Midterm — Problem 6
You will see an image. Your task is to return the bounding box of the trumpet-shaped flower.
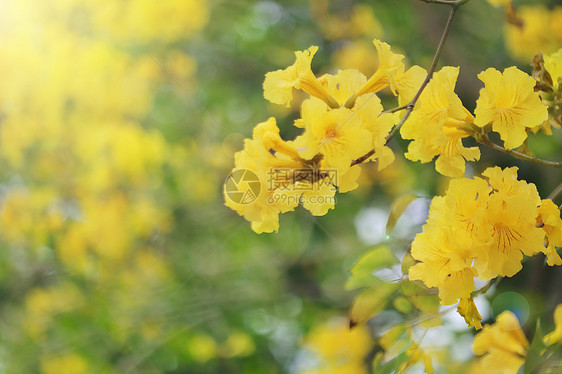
[544,48,562,91]
[473,311,529,374]
[263,46,339,108]
[355,40,404,96]
[474,67,548,149]
[225,118,301,233]
[401,67,480,178]
[345,40,404,107]
[537,199,562,266]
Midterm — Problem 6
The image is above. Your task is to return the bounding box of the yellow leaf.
[386,194,418,235]
[350,284,399,327]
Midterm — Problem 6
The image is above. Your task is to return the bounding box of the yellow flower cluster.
[409,167,562,327]
[227,40,423,233]
[505,5,562,62]
[472,305,562,373]
[0,0,208,274]
[472,311,529,374]
[0,2,210,369]
[402,65,548,177]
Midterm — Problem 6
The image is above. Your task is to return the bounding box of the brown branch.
[476,137,562,168]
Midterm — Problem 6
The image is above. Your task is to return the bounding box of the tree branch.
[476,137,562,168]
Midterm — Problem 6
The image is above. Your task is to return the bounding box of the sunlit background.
[0,0,560,373]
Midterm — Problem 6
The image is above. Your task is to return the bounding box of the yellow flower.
[345,40,404,107]
[390,64,427,106]
[537,199,562,266]
[474,67,548,149]
[473,311,529,374]
[457,297,483,330]
[409,225,478,305]
[409,167,545,320]
[225,118,301,233]
[475,167,543,279]
[318,69,367,107]
[263,46,339,108]
[295,101,373,174]
[544,48,562,91]
[544,304,562,346]
[401,66,479,178]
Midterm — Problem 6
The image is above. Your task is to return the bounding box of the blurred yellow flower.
[505,5,562,62]
[299,318,372,374]
[41,353,91,374]
[473,311,528,374]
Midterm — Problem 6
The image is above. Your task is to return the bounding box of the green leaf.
[524,320,547,374]
[345,245,399,290]
[386,194,418,235]
[401,252,416,276]
[373,351,411,374]
[393,296,413,314]
[401,280,440,315]
[349,283,399,328]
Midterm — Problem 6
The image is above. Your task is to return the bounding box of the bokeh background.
[0,0,560,373]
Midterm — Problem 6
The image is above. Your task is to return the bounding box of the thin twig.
[351,5,459,167]
[477,137,562,168]
[548,182,562,201]
[382,104,409,114]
